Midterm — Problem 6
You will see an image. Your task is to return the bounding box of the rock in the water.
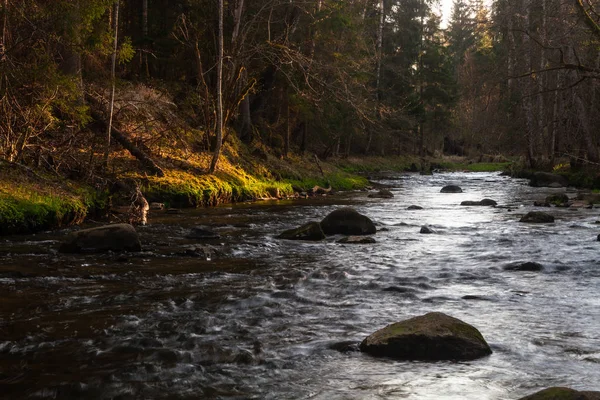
[546,193,569,206]
[461,199,497,206]
[59,223,142,253]
[329,341,361,353]
[534,201,551,207]
[597,233,600,242]
[520,211,555,223]
[530,172,568,187]
[186,226,220,240]
[320,208,376,235]
[359,312,492,361]
[420,225,434,234]
[368,189,394,199]
[337,236,376,244]
[503,261,544,271]
[407,205,424,210]
[518,387,600,400]
[441,185,463,193]
[480,198,498,206]
[278,221,326,241]
[149,202,165,210]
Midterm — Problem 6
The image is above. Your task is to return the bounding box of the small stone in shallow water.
[440,185,463,193]
[520,211,555,223]
[407,205,424,210]
[186,226,221,240]
[337,236,376,244]
[503,261,544,272]
[420,225,434,234]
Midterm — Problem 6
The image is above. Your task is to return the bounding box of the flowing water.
[1,172,600,400]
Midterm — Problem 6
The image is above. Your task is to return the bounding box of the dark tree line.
[0,0,598,175]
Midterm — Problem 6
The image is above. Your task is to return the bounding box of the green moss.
[286,172,368,192]
[132,168,294,208]
[0,193,88,235]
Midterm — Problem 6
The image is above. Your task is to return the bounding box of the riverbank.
[0,150,549,236]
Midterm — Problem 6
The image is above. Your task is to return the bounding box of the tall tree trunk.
[104,0,119,170]
[418,0,425,156]
[142,0,149,77]
[209,0,224,173]
[1,0,7,62]
[521,0,535,167]
[366,0,385,155]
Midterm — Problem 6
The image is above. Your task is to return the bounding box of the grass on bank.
[0,163,104,234]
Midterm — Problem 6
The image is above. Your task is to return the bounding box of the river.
[1,172,599,399]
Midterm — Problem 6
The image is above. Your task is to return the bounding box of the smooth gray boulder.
[320,208,376,236]
[520,211,555,223]
[59,223,142,253]
[359,312,492,361]
[278,221,326,241]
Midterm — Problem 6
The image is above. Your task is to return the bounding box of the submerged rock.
[320,208,376,236]
[461,199,497,206]
[186,226,221,240]
[337,236,376,244]
[534,201,551,207]
[503,261,544,272]
[441,185,463,193]
[407,205,424,210]
[278,221,326,241]
[518,387,600,400]
[420,225,434,234]
[59,223,142,253]
[530,172,568,188]
[520,211,555,223]
[368,189,394,199]
[359,312,492,361]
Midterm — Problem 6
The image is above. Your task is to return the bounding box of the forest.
[1,0,600,231]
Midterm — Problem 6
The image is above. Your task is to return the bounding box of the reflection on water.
[1,172,599,399]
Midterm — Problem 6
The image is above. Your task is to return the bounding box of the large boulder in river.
[359,312,492,361]
[520,211,555,223]
[59,223,142,253]
[441,185,463,193]
[320,208,376,235]
[518,387,600,400]
[278,221,325,241]
[530,172,568,188]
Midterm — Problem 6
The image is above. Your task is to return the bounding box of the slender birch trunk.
[104,0,119,170]
[209,0,224,173]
